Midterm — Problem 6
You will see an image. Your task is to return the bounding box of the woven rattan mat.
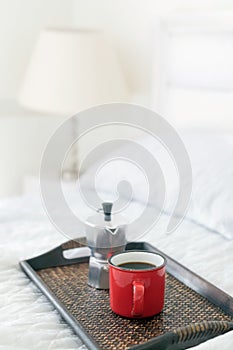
[37,255,233,350]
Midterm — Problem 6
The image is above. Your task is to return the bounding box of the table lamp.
[18,28,129,177]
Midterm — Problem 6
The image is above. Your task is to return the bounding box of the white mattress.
[0,194,232,349]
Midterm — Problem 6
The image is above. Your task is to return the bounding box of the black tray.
[20,240,233,350]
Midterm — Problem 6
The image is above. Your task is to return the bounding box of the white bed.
[2,92,233,349]
[0,184,233,350]
[1,126,233,350]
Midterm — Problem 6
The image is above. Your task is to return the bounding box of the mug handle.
[132,281,144,316]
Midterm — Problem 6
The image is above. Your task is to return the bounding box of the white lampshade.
[18,28,129,115]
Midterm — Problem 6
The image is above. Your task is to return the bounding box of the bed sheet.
[0,194,232,350]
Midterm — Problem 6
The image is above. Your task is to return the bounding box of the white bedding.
[0,194,232,350]
[85,131,233,240]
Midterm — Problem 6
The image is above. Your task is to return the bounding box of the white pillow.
[80,131,233,240]
[180,131,233,240]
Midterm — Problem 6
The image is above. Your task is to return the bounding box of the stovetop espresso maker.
[85,202,127,289]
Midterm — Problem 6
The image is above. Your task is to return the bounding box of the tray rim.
[20,260,100,350]
[20,240,233,350]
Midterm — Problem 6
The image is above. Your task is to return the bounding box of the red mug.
[109,250,166,318]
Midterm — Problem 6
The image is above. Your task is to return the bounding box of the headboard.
[151,12,233,130]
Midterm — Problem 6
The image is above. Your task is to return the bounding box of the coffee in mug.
[118,262,156,270]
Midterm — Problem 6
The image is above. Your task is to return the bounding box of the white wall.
[0,0,76,197]
[1,0,233,101]
[0,0,75,100]
[74,0,233,106]
[1,0,233,197]
[1,0,233,105]
[0,106,66,197]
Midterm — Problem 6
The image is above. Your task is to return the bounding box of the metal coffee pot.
[85,202,127,289]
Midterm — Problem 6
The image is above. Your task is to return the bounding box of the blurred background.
[1,0,233,198]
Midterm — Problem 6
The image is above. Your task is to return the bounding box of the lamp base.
[61,169,79,181]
